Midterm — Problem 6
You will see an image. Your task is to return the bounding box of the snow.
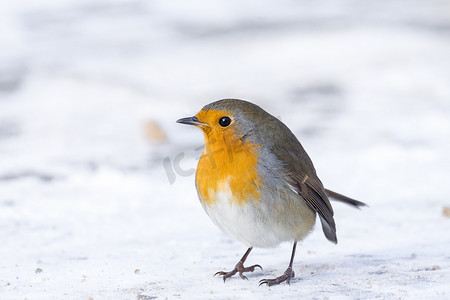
[1,0,450,299]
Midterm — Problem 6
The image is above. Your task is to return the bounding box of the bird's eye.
[218,116,231,127]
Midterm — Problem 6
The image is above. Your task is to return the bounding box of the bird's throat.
[196,132,262,206]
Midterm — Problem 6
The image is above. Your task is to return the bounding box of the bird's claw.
[259,267,295,287]
[215,263,263,282]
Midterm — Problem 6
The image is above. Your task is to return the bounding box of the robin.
[177,99,366,286]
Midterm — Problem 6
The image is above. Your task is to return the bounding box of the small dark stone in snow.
[136,295,157,300]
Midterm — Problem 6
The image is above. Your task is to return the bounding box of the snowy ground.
[1,0,450,299]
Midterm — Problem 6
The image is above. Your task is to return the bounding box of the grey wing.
[256,119,338,243]
[292,174,337,244]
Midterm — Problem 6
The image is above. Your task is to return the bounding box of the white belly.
[201,181,316,248]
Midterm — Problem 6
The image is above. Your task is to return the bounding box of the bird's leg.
[215,247,262,282]
[259,241,297,286]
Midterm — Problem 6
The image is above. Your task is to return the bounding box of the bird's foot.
[259,266,295,286]
[215,261,262,282]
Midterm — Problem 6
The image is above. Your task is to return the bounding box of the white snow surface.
[1,1,450,299]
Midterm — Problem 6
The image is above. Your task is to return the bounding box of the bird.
[177,99,366,286]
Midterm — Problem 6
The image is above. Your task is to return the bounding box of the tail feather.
[325,189,367,209]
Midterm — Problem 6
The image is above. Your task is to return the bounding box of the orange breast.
[196,128,262,206]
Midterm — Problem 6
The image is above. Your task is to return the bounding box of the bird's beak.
[176,116,204,126]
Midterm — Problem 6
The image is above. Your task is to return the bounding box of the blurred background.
[1,0,449,299]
